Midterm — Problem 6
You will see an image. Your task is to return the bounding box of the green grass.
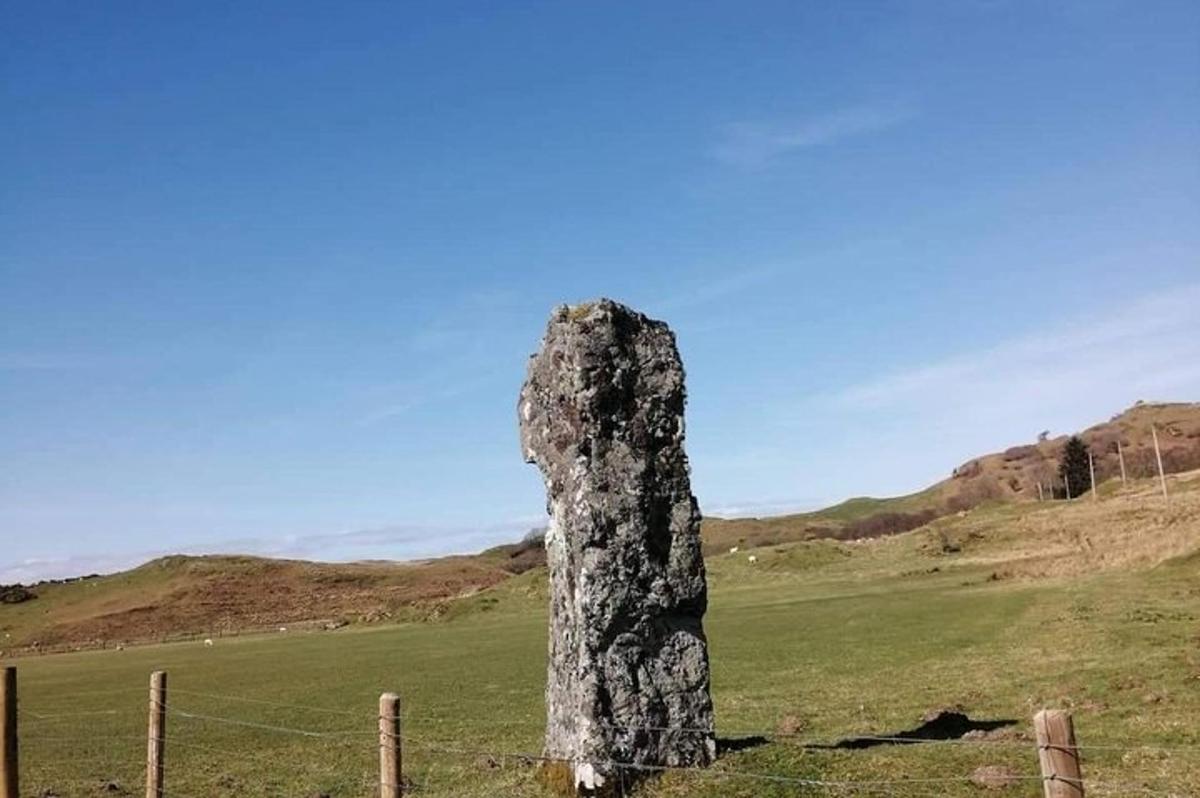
[805,488,941,523]
[10,483,1200,797]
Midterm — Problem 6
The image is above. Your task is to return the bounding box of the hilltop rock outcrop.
[518,299,716,794]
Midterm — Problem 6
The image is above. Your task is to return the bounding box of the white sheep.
[203,638,214,646]
[747,555,758,564]
[729,546,739,554]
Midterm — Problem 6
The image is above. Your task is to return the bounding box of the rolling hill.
[701,400,1200,551]
[3,401,1198,655]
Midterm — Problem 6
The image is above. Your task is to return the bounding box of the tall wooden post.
[1,667,16,798]
[1064,470,1072,500]
[1151,425,1168,501]
[1034,710,1084,798]
[380,693,402,798]
[1088,453,1097,500]
[1116,440,1127,485]
[1037,482,1044,502]
[146,671,167,798]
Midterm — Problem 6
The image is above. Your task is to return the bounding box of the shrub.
[0,584,35,604]
[842,509,939,540]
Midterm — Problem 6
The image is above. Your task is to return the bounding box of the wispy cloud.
[712,103,915,167]
[829,283,1200,415]
[353,288,528,425]
[0,353,90,371]
[0,517,546,583]
[646,262,786,316]
[646,241,879,320]
[356,374,497,426]
[247,518,541,561]
[405,288,527,355]
[688,282,1200,508]
[701,497,823,519]
[0,554,152,585]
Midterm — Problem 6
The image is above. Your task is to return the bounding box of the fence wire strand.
[15,681,1199,797]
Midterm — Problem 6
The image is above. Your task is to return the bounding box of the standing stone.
[518,299,716,794]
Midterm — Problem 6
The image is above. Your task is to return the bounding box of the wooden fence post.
[1,667,17,798]
[146,671,167,798]
[1088,453,1097,500]
[1034,709,1084,798]
[1152,425,1168,501]
[1116,440,1127,485]
[380,692,402,798]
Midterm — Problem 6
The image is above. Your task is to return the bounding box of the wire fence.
[6,668,1199,798]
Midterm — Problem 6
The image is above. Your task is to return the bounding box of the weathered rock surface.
[518,299,716,794]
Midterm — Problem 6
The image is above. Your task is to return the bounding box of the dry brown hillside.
[700,401,1200,552]
[0,553,522,652]
[940,401,1200,504]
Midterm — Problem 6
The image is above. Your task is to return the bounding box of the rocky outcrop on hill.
[0,585,35,604]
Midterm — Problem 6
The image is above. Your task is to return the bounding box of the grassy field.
[10,475,1200,797]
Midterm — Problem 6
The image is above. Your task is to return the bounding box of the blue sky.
[3,1,1198,581]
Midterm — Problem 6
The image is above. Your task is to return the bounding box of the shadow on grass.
[810,711,1017,750]
[718,735,770,754]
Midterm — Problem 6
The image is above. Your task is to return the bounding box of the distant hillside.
[937,400,1200,502]
[3,401,1198,654]
[0,552,528,652]
[702,401,1200,553]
